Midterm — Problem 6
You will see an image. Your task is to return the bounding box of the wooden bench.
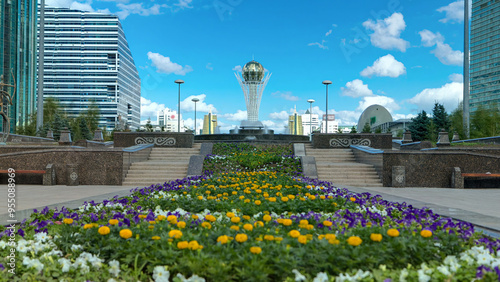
[0,165,55,185]
[461,173,500,188]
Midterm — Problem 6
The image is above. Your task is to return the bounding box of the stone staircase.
[122,143,201,187]
[305,144,383,187]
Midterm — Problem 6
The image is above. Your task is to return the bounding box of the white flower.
[353,269,371,280]
[460,253,474,266]
[0,241,6,249]
[107,279,117,282]
[437,265,451,276]
[176,273,205,282]
[417,269,430,282]
[71,244,83,252]
[292,269,307,281]
[399,268,409,282]
[313,272,329,282]
[58,258,71,273]
[23,257,44,272]
[491,258,500,268]
[153,266,170,282]
[108,260,120,278]
[34,232,49,242]
[477,253,493,266]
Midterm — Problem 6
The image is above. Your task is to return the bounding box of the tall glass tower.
[0,0,38,133]
[38,6,141,131]
[470,0,500,112]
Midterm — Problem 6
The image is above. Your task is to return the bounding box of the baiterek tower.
[234,60,271,128]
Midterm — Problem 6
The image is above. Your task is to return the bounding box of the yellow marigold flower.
[254,200,261,205]
[152,236,161,240]
[298,235,307,244]
[349,197,356,202]
[197,196,203,200]
[83,223,93,229]
[157,215,166,221]
[250,246,262,254]
[309,195,316,200]
[231,217,241,223]
[232,191,238,195]
[387,229,400,237]
[325,234,336,240]
[235,233,248,243]
[264,235,274,241]
[167,215,177,222]
[205,215,216,222]
[323,220,333,227]
[282,219,292,226]
[239,196,245,200]
[98,226,110,235]
[177,221,186,229]
[320,195,326,200]
[329,238,340,245]
[192,214,199,220]
[205,190,211,195]
[288,230,300,238]
[169,230,183,239]
[420,230,432,238]
[108,219,119,225]
[254,221,264,227]
[201,222,212,229]
[318,234,325,240]
[243,224,253,231]
[63,218,73,224]
[300,197,306,201]
[244,199,250,203]
[177,241,188,249]
[188,240,201,250]
[217,235,229,244]
[119,229,133,239]
[226,212,235,218]
[274,237,283,242]
[263,215,272,222]
[149,221,156,225]
[370,233,383,242]
[243,215,251,220]
[299,220,308,225]
[148,225,154,230]
[281,196,289,202]
[276,218,284,224]
[347,236,362,246]
[230,225,240,231]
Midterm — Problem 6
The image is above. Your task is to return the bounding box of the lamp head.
[322,80,332,85]
[174,79,184,84]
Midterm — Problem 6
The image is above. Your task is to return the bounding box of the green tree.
[362,122,371,133]
[427,120,438,143]
[449,102,465,140]
[15,113,37,136]
[350,126,357,134]
[431,103,450,137]
[51,113,70,141]
[145,118,153,132]
[409,110,430,141]
[470,104,500,138]
[374,127,382,134]
[79,117,92,140]
[85,101,100,133]
[43,98,60,125]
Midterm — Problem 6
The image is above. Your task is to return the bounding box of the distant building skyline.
[470,0,500,113]
[157,108,184,132]
[202,109,217,134]
[288,110,303,135]
[0,0,38,133]
[38,6,141,131]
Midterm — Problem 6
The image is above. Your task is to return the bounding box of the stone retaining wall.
[114,132,194,148]
[312,133,392,149]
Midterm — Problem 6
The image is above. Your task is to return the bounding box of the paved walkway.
[1,184,499,238]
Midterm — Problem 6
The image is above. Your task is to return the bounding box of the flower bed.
[1,144,500,281]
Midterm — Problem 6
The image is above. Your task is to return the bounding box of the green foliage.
[409,110,430,141]
[431,103,450,133]
[374,127,382,134]
[350,126,357,133]
[470,104,500,138]
[85,101,100,133]
[51,113,71,141]
[427,120,438,143]
[15,113,37,136]
[361,122,371,133]
[145,118,153,132]
[449,102,465,140]
[43,98,60,124]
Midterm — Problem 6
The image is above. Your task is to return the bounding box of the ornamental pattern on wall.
[134,137,176,146]
[329,138,371,148]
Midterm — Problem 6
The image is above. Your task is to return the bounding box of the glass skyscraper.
[39,6,141,131]
[0,0,38,133]
[470,0,500,112]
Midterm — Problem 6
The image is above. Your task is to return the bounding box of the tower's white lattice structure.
[235,61,271,122]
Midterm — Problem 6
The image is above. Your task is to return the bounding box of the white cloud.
[449,73,463,83]
[206,63,213,71]
[141,97,165,121]
[232,65,242,72]
[261,120,288,132]
[269,111,290,120]
[271,91,299,101]
[174,0,193,10]
[357,95,401,112]
[308,40,328,50]
[437,0,465,23]
[362,12,409,52]
[221,110,247,121]
[116,3,168,20]
[361,54,406,78]
[408,82,463,112]
[46,0,94,12]
[147,52,193,75]
[341,79,374,98]
[419,30,463,66]
[325,29,333,37]
[180,94,217,113]
[333,110,361,126]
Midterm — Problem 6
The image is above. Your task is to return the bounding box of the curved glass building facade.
[38,6,141,131]
[0,0,38,133]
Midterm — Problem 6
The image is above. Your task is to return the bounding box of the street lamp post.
[192,98,199,135]
[307,99,315,137]
[174,80,184,132]
[322,80,332,133]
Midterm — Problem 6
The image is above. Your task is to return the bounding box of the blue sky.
[45,0,466,133]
